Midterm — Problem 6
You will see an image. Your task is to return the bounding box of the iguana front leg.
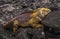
[28,17,43,28]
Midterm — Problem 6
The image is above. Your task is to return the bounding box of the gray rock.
[41,10,60,28]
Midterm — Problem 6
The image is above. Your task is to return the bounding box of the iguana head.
[34,8,51,21]
[39,8,51,17]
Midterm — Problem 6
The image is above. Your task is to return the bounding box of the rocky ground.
[0,0,60,39]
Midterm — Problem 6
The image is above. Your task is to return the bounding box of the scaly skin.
[2,8,51,32]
